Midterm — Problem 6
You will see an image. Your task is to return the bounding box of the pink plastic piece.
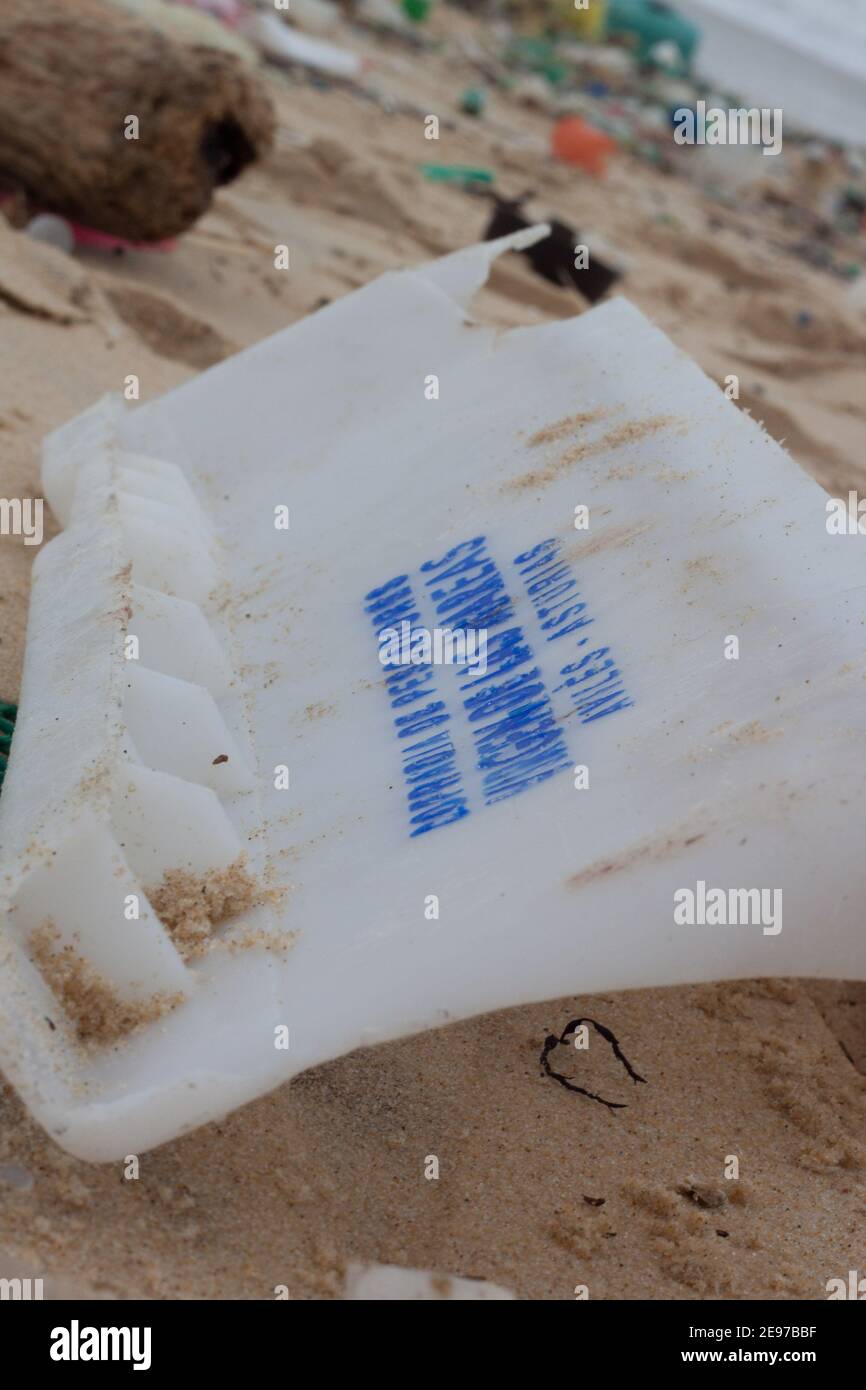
[68,223,177,253]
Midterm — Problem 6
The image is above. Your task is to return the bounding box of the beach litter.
[0,703,16,794]
[482,194,622,303]
[400,0,433,24]
[605,0,699,71]
[23,215,75,257]
[240,8,365,79]
[551,115,617,174]
[505,35,569,90]
[343,1263,516,1299]
[419,163,494,187]
[3,228,866,1161]
[459,86,486,118]
[21,207,177,256]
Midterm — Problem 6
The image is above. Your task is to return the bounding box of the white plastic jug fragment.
[239,9,364,78]
[343,1263,516,1300]
[1,228,865,1162]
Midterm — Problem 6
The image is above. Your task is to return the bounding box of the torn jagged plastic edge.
[411,223,551,309]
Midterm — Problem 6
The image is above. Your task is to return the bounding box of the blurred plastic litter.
[24,215,75,257]
[483,195,622,303]
[459,86,486,118]
[420,163,494,186]
[551,115,617,174]
[344,1263,516,1299]
[241,9,364,78]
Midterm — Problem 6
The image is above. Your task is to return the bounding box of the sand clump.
[147,856,260,961]
[26,857,267,1042]
[29,922,182,1047]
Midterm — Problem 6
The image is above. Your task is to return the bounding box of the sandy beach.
[1,0,865,1301]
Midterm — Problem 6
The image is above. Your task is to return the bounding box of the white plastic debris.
[24,215,75,257]
[2,228,866,1163]
[343,1263,516,1300]
[240,10,364,78]
[648,39,683,70]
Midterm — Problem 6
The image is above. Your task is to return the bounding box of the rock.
[0,1,274,242]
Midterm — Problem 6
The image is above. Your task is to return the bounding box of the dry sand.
[1,4,865,1299]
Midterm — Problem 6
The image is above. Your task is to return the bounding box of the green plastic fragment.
[0,702,16,790]
[401,0,432,22]
[505,36,568,88]
[420,163,494,185]
[460,87,485,117]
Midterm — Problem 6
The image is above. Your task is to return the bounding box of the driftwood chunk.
[0,2,275,241]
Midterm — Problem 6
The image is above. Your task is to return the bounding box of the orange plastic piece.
[551,117,616,175]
